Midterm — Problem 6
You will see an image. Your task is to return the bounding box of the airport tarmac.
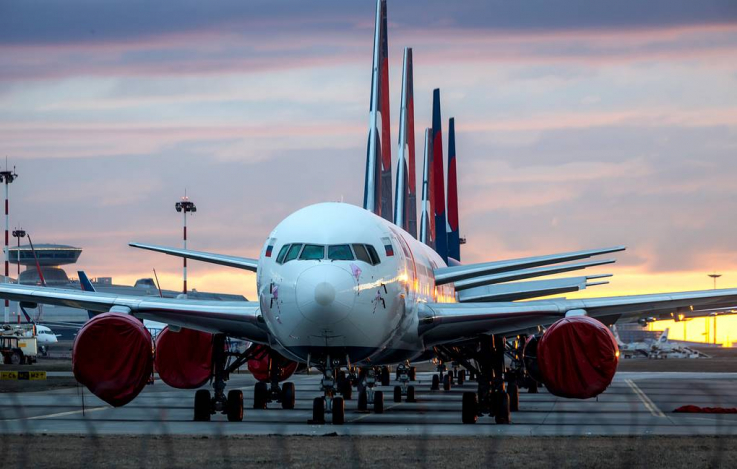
[1,372,736,436]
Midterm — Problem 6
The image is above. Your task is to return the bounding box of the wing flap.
[457,275,610,303]
[129,243,258,272]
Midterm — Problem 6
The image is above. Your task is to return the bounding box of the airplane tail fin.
[363,0,392,221]
[446,117,460,262]
[78,270,99,320]
[419,128,435,249]
[394,47,417,237]
[432,89,448,263]
[658,328,670,343]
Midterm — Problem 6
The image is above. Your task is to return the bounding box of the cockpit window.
[328,245,354,261]
[299,244,325,260]
[276,245,290,264]
[352,244,371,264]
[366,245,381,265]
[284,244,303,263]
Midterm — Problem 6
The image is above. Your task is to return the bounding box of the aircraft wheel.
[457,371,465,386]
[528,380,539,394]
[358,388,368,411]
[194,389,211,421]
[333,397,345,425]
[508,383,519,412]
[226,390,244,422]
[443,373,452,391]
[393,386,402,403]
[312,397,325,424]
[407,385,416,403]
[409,366,416,381]
[381,367,390,386]
[462,392,478,424]
[469,371,476,381]
[374,390,384,414]
[340,379,353,400]
[281,382,296,409]
[254,382,268,409]
[495,392,511,424]
[431,374,440,391]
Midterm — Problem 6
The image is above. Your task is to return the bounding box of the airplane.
[2,0,737,426]
[612,325,650,358]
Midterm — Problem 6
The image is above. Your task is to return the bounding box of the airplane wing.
[0,284,269,343]
[128,242,259,272]
[420,288,737,346]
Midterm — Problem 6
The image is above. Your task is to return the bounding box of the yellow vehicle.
[1,335,38,365]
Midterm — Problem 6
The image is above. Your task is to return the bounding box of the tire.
[333,397,345,425]
[10,351,22,365]
[508,383,519,412]
[312,397,325,424]
[381,367,390,386]
[528,380,539,394]
[443,374,452,391]
[227,390,244,422]
[407,385,415,403]
[341,380,353,400]
[462,392,478,424]
[254,381,269,409]
[358,388,368,411]
[457,371,465,386]
[409,367,416,381]
[281,382,296,409]
[374,390,384,414]
[469,371,476,381]
[194,389,211,421]
[495,392,511,424]
[393,386,402,403]
[431,374,440,391]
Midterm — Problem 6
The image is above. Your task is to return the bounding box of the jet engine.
[72,312,153,407]
[523,315,619,399]
[154,326,213,389]
[247,345,298,382]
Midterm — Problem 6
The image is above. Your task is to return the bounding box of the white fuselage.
[257,203,454,365]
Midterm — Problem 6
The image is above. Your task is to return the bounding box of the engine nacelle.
[154,326,213,389]
[72,312,153,407]
[247,344,298,382]
[524,316,619,399]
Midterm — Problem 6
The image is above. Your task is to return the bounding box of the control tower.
[9,244,82,286]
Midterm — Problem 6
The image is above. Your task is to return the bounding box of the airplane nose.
[296,264,356,325]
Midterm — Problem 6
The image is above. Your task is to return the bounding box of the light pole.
[175,195,196,296]
[12,228,25,279]
[708,273,721,345]
[0,166,17,323]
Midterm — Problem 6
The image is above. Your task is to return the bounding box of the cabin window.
[276,245,290,264]
[300,244,325,260]
[328,245,354,261]
[352,244,371,264]
[284,244,303,263]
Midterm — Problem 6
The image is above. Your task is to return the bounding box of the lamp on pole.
[0,165,18,323]
[12,228,25,279]
[175,195,196,296]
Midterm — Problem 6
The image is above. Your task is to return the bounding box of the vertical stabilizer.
[446,117,460,262]
[658,328,670,343]
[363,0,393,221]
[432,89,448,263]
[394,47,417,237]
[419,128,435,249]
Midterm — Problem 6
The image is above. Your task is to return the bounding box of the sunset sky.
[2,1,737,343]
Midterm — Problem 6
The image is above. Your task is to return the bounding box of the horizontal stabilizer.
[458,275,611,303]
[434,246,625,286]
[453,258,616,291]
[129,243,258,272]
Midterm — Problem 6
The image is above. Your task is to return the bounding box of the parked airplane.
[1,0,736,426]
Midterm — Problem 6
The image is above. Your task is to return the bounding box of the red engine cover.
[247,345,298,382]
[72,313,153,407]
[154,327,213,389]
[538,316,619,399]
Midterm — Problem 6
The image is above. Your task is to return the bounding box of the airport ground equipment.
[1,333,37,365]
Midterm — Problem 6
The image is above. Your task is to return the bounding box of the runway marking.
[348,403,401,423]
[7,406,108,421]
[626,379,665,418]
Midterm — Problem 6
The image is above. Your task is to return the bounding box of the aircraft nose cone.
[314,282,336,306]
[296,265,356,325]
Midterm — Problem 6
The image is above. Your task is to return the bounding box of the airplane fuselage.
[257,202,454,365]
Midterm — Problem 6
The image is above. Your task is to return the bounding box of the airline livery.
[2,0,736,425]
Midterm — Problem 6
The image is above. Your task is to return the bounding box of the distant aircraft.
[1,0,736,427]
[612,325,650,358]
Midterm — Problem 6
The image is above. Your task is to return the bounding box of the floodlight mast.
[12,228,25,278]
[0,166,17,323]
[175,195,196,296]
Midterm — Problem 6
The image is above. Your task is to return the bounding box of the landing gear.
[226,390,244,422]
[457,370,465,386]
[308,356,353,425]
[250,348,296,410]
[281,382,296,409]
[462,392,478,424]
[192,334,244,422]
[443,373,452,391]
[393,362,416,402]
[194,389,211,421]
[254,382,268,409]
[431,374,440,391]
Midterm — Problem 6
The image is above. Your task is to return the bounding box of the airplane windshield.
[300,244,325,260]
[276,245,290,263]
[328,245,354,261]
[284,244,303,263]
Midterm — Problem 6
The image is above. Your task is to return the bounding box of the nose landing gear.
[309,357,349,425]
[393,362,416,403]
